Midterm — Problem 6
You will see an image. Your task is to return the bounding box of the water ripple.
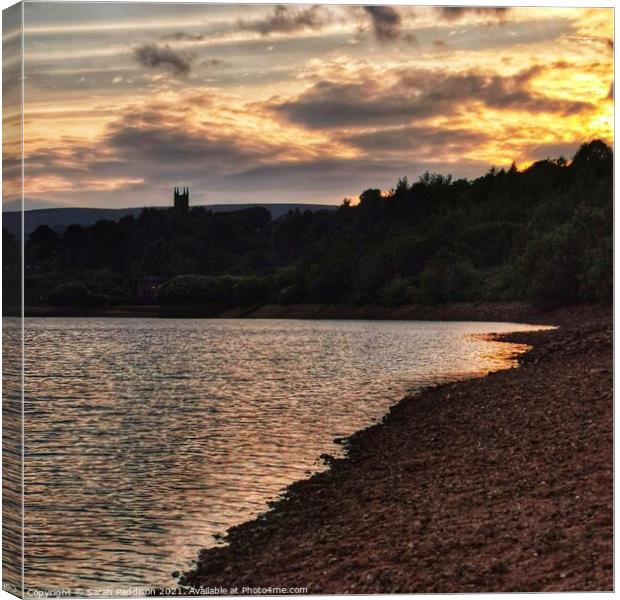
[20,317,549,592]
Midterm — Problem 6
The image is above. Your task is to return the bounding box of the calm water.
[19,317,548,592]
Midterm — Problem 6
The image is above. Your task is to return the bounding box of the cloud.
[24,99,489,206]
[238,5,328,36]
[362,6,402,41]
[99,103,281,181]
[436,7,510,22]
[343,125,489,155]
[133,43,191,75]
[520,140,582,162]
[161,31,204,42]
[357,6,416,42]
[105,125,259,169]
[20,100,283,204]
[273,66,593,129]
[223,156,488,197]
[202,58,228,68]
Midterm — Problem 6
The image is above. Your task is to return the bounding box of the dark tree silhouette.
[22,140,612,309]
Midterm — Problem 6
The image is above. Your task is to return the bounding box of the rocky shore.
[180,304,612,593]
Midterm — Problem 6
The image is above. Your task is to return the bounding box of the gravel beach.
[180,304,612,593]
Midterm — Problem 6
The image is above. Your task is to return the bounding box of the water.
[18,317,548,593]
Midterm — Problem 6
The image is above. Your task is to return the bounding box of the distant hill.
[2,203,336,237]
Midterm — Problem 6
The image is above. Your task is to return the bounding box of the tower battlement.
[173,186,189,211]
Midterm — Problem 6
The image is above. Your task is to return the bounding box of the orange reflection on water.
[22,318,553,594]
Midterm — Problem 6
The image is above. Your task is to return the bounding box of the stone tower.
[173,186,189,211]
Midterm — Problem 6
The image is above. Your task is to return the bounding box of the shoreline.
[179,304,612,593]
[9,301,602,324]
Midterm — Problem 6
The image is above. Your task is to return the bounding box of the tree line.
[6,139,612,309]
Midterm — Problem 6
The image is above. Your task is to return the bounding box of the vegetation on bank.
[6,140,612,309]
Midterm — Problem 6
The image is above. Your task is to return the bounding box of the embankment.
[18,301,600,323]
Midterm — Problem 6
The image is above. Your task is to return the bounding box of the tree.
[571,139,613,177]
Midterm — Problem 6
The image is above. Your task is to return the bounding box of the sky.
[2,2,614,210]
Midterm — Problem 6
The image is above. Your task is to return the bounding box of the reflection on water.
[23,317,548,592]
[3,318,24,595]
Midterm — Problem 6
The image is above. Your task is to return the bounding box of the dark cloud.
[222,156,487,197]
[100,105,278,179]
[343,125,489,154]
[86,105,287,188]
[161,31,205,42]
[21,105,278,202]
[25,104,490,206]
[274,66,593,129]
[106,126,258,168]
[133,43,191,75]
[24,143,115,182]
[437,7,510,22]
[359,6,416,42]
[238,5,328,36]
[362,6,401,41]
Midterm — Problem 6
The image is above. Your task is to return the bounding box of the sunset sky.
[2,3,614,210]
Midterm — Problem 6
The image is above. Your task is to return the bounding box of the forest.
[5,140,612,310]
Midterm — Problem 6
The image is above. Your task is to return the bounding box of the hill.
[2,203,335,237]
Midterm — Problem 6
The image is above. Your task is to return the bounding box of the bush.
[234,275,268,306]
[478,265,516,301]
[378,277,413,306]
[517,224,582,307]
[209,275,237,304]
[157,275,208,304]
[419,263,449,304]
[273,266,297,290]
[580,238,612,303]
[419,254,480,304]
[156,275,236,305]
[157,274,271,306]
[306,252,355,302]
[48,283,108,307]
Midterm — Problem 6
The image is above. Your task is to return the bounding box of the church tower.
[173,186,189,211]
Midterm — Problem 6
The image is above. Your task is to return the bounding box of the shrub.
[234,275,268,306]
[580,238,612,303]
[156,275,210,304]
[478,265,516,302]
[419,254,480,304]
[209,275,237,304]
[517,224,582,307]
[273,266,297,290]
[419,263,449,304]
[378,277,413,306]
[156,275,237,305]
[306,254,355,302]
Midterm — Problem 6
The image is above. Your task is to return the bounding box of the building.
[174,186,189,211]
